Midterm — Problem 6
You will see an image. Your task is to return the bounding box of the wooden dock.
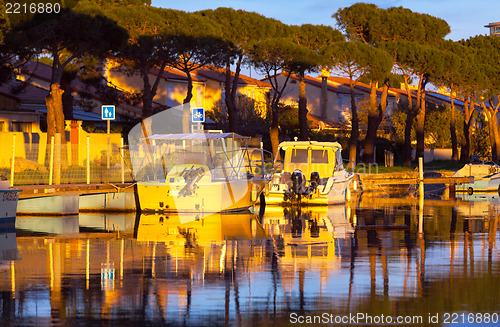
[358,172,472,187]
[17,183,135,199]
[16,183,137,215]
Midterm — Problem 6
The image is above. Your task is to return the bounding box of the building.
[105,62,271,117]
[485,22,500,36]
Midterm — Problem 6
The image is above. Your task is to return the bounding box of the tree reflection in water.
[0,198,499,325]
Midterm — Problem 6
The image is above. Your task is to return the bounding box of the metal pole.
[49,135,54,185]
[10,134,16,187]
[87,136,90,184]
[121,137,125,184]
[107,120,111,170]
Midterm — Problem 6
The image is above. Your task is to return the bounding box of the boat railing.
[344,160,356,174]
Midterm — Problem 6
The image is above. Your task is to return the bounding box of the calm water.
[2,192,500,326]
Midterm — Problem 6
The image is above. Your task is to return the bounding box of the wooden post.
[54,133,61,185]
[418,157,424,182]
[49,135,55,186]
[121,137,125,184]
[86,136,90,184]
[10,134,16,187]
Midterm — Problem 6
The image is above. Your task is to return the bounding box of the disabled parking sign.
[192,107,205,123]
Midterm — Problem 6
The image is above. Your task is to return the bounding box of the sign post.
[191,107,205,133]
[101,105,116,170]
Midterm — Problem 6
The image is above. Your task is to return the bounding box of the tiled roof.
[0,80,48,103]
[194,66,271,88]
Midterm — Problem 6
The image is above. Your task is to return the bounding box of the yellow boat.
[265,141,354,205]
[131,133,271,214]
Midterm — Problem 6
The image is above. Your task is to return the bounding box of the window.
[0,121,4,132]
[196,86,203,107]
[167,83,174,107]
[290,149,308,163]
[12,122,31,133]
[311,150,328,163]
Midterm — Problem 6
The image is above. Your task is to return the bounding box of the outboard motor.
[309,172,320,193]
[291,170,306,195]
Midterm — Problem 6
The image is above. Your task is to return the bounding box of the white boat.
[265,141,354,205]
[130,132,271,214]
[452,158,500,194]
[0,180,20,231]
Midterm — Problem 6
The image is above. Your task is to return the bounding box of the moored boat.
[452,157,500,194]
[131,132,271,214]
[265,141,354,205]
[0,180,20,231]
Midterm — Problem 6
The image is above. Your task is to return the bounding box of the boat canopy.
[130,131,258,182]
[147,133,248,140]
[278,141,342,151]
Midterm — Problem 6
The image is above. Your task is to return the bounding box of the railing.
[2,141,134,186]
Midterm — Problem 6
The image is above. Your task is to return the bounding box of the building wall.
[0,129,122,168]
[270,75,345,123]
[105,66,205,110]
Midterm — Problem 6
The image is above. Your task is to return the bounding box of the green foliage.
[425,104,464,148]
[470,114,491,157]
[334,3,450,45]
[206,96,270,136]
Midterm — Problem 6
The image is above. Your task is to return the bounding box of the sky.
[151,0,499,41]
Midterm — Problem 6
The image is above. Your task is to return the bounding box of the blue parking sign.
[192,107,205,123]
[102,105,115,120]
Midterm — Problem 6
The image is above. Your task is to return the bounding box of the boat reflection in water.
[2,198,500,325]
[136,211,267,245]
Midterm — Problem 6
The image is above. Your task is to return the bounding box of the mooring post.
[121,137,125,184]
[86,136,90,185]
[49,135,55,186]
[10,134,16,187]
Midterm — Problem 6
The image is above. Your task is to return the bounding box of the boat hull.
[266,174,353,205]
[0,188,20,232]
[137,179,267,213]
[458,174,500,193]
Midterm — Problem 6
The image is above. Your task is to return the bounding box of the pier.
[16,183,137,216]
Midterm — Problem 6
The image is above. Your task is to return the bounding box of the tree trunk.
[415,74,426,162]
[460,99,472,163]
[489,99,500,163]
[449,85,458,162]
[483,101,497,162]
[348,83,358,169]
[225,57,238,132]
[402,77,414,167]
[416,90,426,160]
[320,76,328,119]
[142,66,153,119]
[298,72,308,141]
[45,83,65,167]
[270,102,280,161]
[362,80,380,164]
[182,71,194,133]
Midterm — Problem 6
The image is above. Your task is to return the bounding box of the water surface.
[1,193,500,326]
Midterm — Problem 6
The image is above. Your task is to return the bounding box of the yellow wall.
[0,130,122,168]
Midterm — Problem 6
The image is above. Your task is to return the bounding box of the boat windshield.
[127,103,258,182]
[131,133,254,182]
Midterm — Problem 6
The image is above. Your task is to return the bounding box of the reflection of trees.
[4,202,500,325]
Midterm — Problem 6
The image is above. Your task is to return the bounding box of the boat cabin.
[278,141,345,179]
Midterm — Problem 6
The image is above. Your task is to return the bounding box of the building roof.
[149,66,206,83]
[263,73,360,95]
[194,66,271,88]
[19,61,142,117]
[327,76,400,98]
[0,80,48,104]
